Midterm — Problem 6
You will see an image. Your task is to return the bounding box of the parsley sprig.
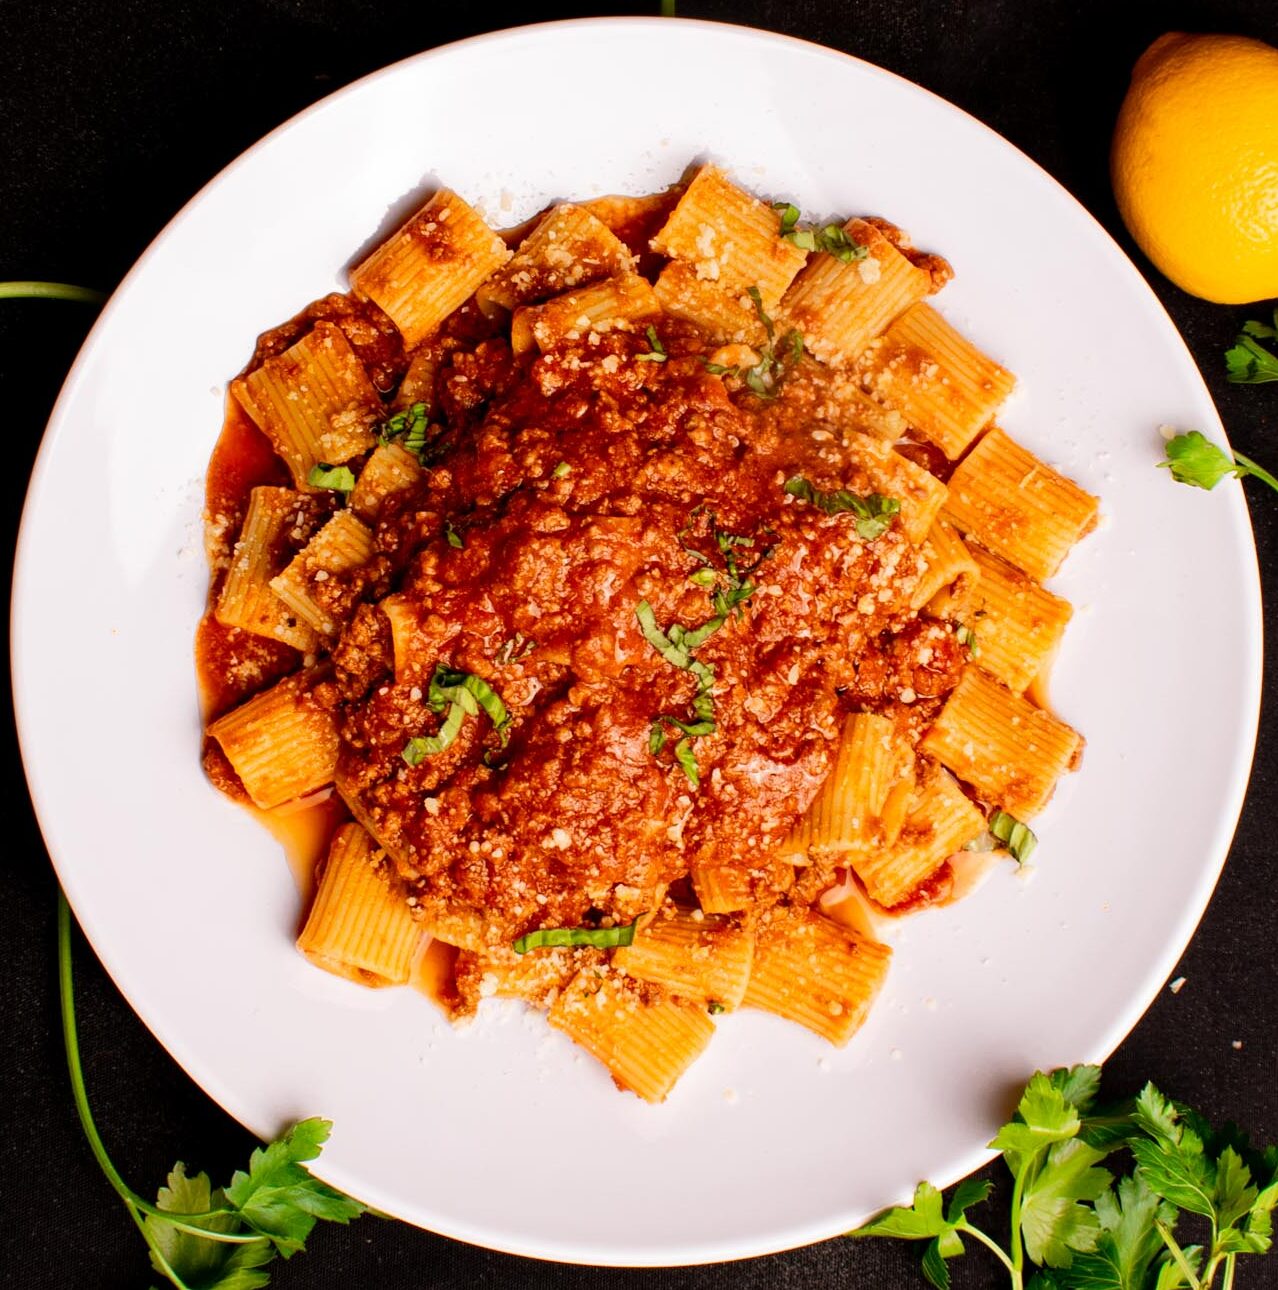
[852,1063,1277,1289]
[1159,431,1278,498]
[58,893,362,1289]
[704,286,805,398]
[1225,311,1278,384]
[773,203,868,264]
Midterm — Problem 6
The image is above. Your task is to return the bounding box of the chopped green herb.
[402,704,466,762]
[989,808,1037,864]
[402,663,511,763]
[673,738,700,787]
[783,475,901,540]
[636,324,668,362]
[955,623,980,656]
[494,633,536,665]
[307,462,356,495]
[636,599,694,669]
[1226,309,1278,383]
[512,919,641,954]
[708,1001,727,1015]
[774,202,801,235]
[1159,430,1278,497]
[702,286,805,399]
[552,460,572,478]
[689,567,719,589]
[377,401,432,461]
[635,599,724,788]
[773,203,868,264]
[444,521,464,549]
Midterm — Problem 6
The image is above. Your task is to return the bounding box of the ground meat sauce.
[198,291,967,945]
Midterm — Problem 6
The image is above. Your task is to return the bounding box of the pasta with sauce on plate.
[198,163,1097,1101]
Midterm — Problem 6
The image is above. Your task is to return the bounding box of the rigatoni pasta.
[196,162,1098,1102]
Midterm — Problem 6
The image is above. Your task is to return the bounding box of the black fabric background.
[3,2,1277,1286]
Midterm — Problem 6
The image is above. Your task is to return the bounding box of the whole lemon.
[1112,32,1278,303]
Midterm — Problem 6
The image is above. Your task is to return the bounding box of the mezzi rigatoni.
[231,322,380,491]
[350,188,510,348]
[297,824,422,986]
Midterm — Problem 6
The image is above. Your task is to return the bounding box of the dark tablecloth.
[4,3,1276,1286]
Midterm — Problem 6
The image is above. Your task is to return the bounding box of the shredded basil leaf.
[773,203,868,264]
[636,599,693,669]
[494,633,535,665]
[673,738,700,787]
[377,402,432,461]
[307,463,356,495]
[989,808,1037,864]
[636,324,668,363]
[954,623,980,656]
[402,664,511,764]
[783,475,901,540]
[702,288,804,399]
[512,919,641,954]
[773,202,801,236]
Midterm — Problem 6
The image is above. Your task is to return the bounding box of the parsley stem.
[56,891,262,1246]
[0,279,105,303]
[1008,1167,1027,1286]
[1233,451,1278,496]
[1156,1219,1203,1290]
[1221,1252,1237,1290]
[955,1220,1019,1285]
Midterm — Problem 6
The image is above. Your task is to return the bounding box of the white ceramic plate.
[13,18,1262,1267]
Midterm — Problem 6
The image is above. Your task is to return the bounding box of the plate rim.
[11,15,1264,1267]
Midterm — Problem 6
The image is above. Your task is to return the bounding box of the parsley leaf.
[1059,1174,1180,1290]
[1226,311,1278,382]
[1159,431,1278,498]
[144,1163,273,1289]
[223,1120,363,1258]
[1130,1084,1217,1220]
[1020,1137,1110,1268]
[444,521,464,549]
[990,1072,1084,1174]
[783,475,901,540]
